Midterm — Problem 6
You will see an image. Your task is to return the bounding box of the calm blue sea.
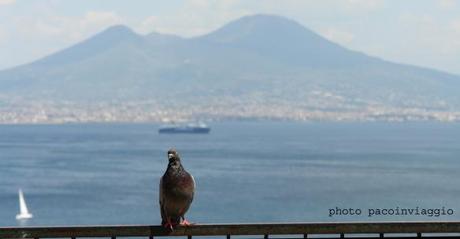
[0,121,459,227]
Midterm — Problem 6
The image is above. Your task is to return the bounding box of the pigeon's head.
[167,148,181,166]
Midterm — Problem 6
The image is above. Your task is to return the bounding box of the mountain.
[199,15,375,67]
[0,14,460,122]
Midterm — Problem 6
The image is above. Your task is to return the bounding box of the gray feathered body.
[160,159,195,225]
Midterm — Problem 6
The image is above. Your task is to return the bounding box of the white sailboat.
[16,189,33,220]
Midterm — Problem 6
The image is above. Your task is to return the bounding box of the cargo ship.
[158,122,211,134]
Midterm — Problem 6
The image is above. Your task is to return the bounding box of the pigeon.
[159,149,195,230]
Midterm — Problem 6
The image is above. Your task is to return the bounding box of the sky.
[0,0,459,74]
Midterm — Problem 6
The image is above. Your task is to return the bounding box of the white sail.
[16,189,33,220]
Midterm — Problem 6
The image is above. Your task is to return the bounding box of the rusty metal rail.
[1,222,460,239]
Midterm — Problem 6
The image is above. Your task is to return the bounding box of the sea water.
[0,121,459,226]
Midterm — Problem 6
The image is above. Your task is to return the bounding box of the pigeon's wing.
[190,174,195,202]
[177,172,195,218]
[159,177,167,222]
[159,177,164,205]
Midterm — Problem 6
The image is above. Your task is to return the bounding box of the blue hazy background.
[1,121,459,226]
[1,0,460,75]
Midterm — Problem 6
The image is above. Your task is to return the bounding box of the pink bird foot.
[180,219,194,226]
[162,218,174,231]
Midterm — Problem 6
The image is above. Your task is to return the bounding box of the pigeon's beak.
[168,153,174,160]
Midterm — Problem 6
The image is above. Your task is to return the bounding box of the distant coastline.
[1,15,460,125]
[0,102,459,124]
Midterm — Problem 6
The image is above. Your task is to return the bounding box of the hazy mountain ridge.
[1,14,460,122]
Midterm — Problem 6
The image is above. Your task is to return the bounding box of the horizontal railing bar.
[254,237,460,239]
[255,237,460,239]
[236,237,460,239]
[1,222,460,238]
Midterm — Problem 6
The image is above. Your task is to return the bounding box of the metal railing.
[1,222,460,239]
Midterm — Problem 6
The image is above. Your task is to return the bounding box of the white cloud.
[14,11,125,42]
[384,13,460,73]
[229,0,386,24]
[135,0,251,36]
[345,0,384,11]
[399,13,435,26]
[438,0,457,9]
[451,19,460,32]
[0,0,15,5]
[81,11,124,27]
[35,20,62,36]
[137,16,159,34]
[0,27,8,44]
[188,0,209,8]
[449,19,460,48]
[73,11,125,39]
[0,10,127,70]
